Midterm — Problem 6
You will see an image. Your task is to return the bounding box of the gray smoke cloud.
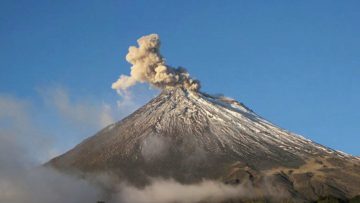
[112,34,200,92]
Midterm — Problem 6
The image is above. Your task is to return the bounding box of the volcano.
[48,87,360,202]
[48,34,360,202]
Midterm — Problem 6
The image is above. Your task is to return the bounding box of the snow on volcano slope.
[48,87,360,201]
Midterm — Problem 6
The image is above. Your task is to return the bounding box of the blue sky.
[0,0,359,157]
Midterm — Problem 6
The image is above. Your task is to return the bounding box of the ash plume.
[112,34,200,92]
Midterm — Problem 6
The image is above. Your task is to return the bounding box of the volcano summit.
[48,34,360,203]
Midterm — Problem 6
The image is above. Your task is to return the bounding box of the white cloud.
[115,89,138,110]
[40,87,115,129]
[0,95,104,203]
[115,179,251,203]
[0,95,51,164]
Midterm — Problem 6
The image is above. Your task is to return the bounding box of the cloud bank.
[0,95,104,203]
[116,179,250,203]
[112,34,200,92]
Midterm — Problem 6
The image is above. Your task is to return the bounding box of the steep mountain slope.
[48,87,360,202]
